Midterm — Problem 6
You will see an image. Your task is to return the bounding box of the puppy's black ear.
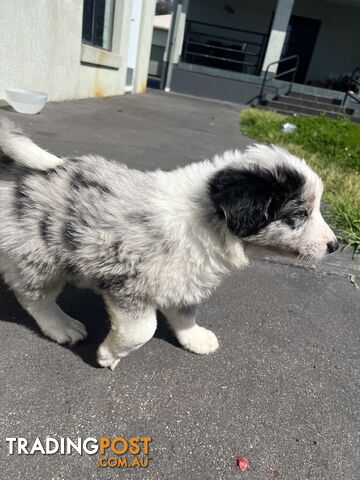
[209,166,304,237]
[209,167,271,237]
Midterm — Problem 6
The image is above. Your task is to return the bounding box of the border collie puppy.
[0,118,338,369]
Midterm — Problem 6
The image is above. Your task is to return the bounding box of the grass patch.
[240,108,360,256]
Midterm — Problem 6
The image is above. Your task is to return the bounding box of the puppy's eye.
[295,209,308,218]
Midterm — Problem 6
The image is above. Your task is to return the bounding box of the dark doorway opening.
[278,15,321,83]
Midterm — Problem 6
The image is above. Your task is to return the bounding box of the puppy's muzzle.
[326,240,339,254]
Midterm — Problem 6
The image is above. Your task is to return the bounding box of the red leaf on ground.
[236,456,250,471]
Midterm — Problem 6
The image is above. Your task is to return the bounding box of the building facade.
[163,0,360,103]
[0,0,156,102]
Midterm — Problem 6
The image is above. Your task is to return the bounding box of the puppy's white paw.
[177,325,219,355]
[43,317,87,346]
[97,344,120,370]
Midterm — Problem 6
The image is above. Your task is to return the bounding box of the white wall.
[0,0,155,101]
[293,0,360,83]
[0,0,83,100]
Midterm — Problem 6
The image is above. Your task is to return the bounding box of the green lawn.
[240,108,360,256]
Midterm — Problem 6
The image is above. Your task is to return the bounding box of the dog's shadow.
[0,279,179,367]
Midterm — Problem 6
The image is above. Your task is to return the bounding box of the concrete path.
[0,91,359,479]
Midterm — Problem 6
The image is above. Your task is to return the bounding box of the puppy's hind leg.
[162,306,219,355]
[97,298,157,370]
[16,285,87,345]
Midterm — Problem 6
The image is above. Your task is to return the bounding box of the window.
[82,0,116,51]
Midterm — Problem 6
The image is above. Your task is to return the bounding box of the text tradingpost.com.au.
[5,436,152,468]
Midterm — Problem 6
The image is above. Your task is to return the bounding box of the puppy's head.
[209,145,338,261]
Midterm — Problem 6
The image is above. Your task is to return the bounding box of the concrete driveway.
[0,91,359,479]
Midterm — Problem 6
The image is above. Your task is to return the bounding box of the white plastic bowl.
[5,88,48,114]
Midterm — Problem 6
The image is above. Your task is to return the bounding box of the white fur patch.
[0,117,63,170]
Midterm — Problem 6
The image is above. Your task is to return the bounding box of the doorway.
[278,15,321,84]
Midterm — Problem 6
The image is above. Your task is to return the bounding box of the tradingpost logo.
[6,436,152,468]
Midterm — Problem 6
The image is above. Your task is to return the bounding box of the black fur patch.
[209,165,305,238]
[22,165,62,178]
[110,240,123,262]
[62,193,96,250]
[71,171,110,194]
[97,273,129,291]
[63,220,80,250]
[127,213,150,224]
[20,255,52,274]
[65,262,78,275]
[39,212,52,244]
[106,289,147,311]
[0,154,14,164]
[0,153,15,176]
[13,165,66,217]
[14,177,35,216]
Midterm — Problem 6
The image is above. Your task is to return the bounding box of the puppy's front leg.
[97,298,157,370]
[163,306,219,355]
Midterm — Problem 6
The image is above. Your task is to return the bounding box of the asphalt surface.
[0,91,359,480]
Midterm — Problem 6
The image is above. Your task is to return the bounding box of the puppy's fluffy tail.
[0,117,63,170]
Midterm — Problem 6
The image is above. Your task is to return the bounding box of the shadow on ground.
[0,279,179,368]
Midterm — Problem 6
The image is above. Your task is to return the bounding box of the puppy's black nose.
[326,241,339,254]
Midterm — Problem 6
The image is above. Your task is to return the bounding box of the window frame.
[80,0,124,70]
[82,0,116,52]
